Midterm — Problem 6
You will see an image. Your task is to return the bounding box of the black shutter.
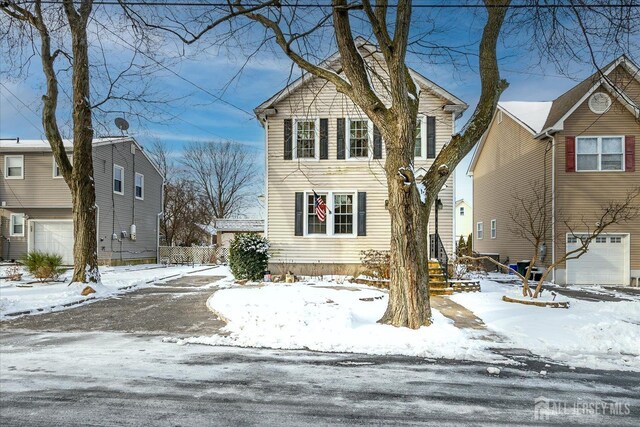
[294,192,304,236]
[284,119,293,160]
[426,116,436,158]
[320,118,328,160]
[357,192,366,236]
[337,118,345,160]
[373,125,382,159]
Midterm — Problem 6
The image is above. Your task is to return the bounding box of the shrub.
[22,251,64,282]
[229,233,270,281]
[360,249,390,280]
[3,265,22,281]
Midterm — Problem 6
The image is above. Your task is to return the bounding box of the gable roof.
[538,55,640,134]
[254,37,467,121]
[200,219,265,234]
[498,101,553,134]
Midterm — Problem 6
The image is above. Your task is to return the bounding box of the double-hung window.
[459,207,465,216]
[305,191,356,236]
[135,173,144,200]
[576,136,624,171]
[295,119,318,159]
[10,213,24,236]
[113,164,124,195]
[348,119,369,158]
[477,222,483,240]
[414,116,426,158]
[491,219,497,239]
[4,155,24,179]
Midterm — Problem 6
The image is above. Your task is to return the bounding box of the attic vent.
[588,92,612,114]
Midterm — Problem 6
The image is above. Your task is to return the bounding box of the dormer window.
[348,119,370,158]
[294,119,318,159]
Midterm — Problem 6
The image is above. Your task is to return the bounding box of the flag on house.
[313,191,326,222]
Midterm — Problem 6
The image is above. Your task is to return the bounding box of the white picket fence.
[158,246,218,265]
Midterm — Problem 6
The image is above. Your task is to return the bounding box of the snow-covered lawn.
[181,279,506,364]
[0,264,214,319]
[451,277,640,371]
[182,274,639,371]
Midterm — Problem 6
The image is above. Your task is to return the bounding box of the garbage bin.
[517,260,531,277]
[508,264,518,275]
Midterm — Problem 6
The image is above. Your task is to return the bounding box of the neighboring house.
[455,199,473,244]
[0,137,163,265]
[469,55,639,285]
[198,218,265,262]
[255,39,467,274]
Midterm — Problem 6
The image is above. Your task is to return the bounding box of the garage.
[566,234,629,285]
[30,220,74,265]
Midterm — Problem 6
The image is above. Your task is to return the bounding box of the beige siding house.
[0,137,163,265]
[469,55,639,285]
[455,199,473,244]
[256,41,467,274]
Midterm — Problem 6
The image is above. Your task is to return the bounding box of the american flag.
[313,191,326,222]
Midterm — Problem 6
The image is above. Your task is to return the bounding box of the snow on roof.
[498,101,553,134]
[0,137,130,151]
[203,219,265,234]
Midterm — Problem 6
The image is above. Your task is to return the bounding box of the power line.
[11,1,640,8]
[0,82,44,136]
[90,18,257,119]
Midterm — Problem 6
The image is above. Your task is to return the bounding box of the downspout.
[264,118,269,238]
[95,203,99,263]
[157,212,163,264]
[544,131,556,283]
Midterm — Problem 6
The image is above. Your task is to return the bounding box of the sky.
[1,3,637,212]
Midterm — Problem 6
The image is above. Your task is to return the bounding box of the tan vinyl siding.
[472,110,551,265]
[266,75,456,266]
[554,91,640,272]
[0,152,73,208]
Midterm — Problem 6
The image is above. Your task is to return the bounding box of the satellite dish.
[114,117,130,133]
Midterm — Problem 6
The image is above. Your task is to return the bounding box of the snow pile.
[451,279,640,371]
[0,264,215,319]
[181,281,503,363]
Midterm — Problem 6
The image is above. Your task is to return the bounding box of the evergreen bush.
[228,233,270,281]
[22,251,65,282]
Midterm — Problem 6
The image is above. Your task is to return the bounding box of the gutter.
[543,130,556,283]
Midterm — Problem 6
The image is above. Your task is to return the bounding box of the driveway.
[0,273,227,336]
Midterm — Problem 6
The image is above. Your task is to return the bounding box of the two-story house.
[255,40,467,275]
[469,55,639,286]
[0,137,163,265]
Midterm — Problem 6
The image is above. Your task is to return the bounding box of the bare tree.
[182,141,257,219]
[465,185,640,299]
[121,1,639,328]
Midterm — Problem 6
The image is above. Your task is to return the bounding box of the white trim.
[490,219,497,239]
[414,115,427,160]
[9,213,25,237]
[588,92,612,114]
[113,164,124,195]
[575,135,625,172]
[302,190,358,238]
[346,118,374,160]
[135,172,145,200]
[497,110,503,124]
[264,121,269,238]
[4,155,24,179]
[292,117,320,160]
[476,221,484,240]
[565,232,630,285]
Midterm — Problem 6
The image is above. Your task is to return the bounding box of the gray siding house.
[0,137,163,265]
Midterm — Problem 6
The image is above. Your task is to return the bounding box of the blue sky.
[1,5,637,208]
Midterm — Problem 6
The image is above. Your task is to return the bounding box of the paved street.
[1,274,639,426]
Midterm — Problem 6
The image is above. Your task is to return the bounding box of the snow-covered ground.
[181,279,506,364]
[181,275,640,371]
[0,264,216,319]
[451,276,640,371]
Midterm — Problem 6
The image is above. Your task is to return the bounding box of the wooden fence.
[158,246,218,265]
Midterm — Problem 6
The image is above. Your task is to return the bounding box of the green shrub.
[229,233,270,281]
[22,251,64,282]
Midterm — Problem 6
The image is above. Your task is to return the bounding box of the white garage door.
[566,234,628,285]
[32,221,74,265]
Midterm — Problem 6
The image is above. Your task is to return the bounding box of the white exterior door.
[566,234,628,285]
[31,221,74,265]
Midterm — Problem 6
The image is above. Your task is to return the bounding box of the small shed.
[198,219,265,261]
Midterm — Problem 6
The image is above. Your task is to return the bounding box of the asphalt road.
[1,274,639,426]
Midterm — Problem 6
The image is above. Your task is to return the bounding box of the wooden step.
[431,287,454,296]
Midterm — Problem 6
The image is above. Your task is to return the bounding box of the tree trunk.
[66,2,100,284]
[379,123,431,328]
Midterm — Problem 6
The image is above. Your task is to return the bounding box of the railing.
[158,246,217,265]
[429,233,449,282]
